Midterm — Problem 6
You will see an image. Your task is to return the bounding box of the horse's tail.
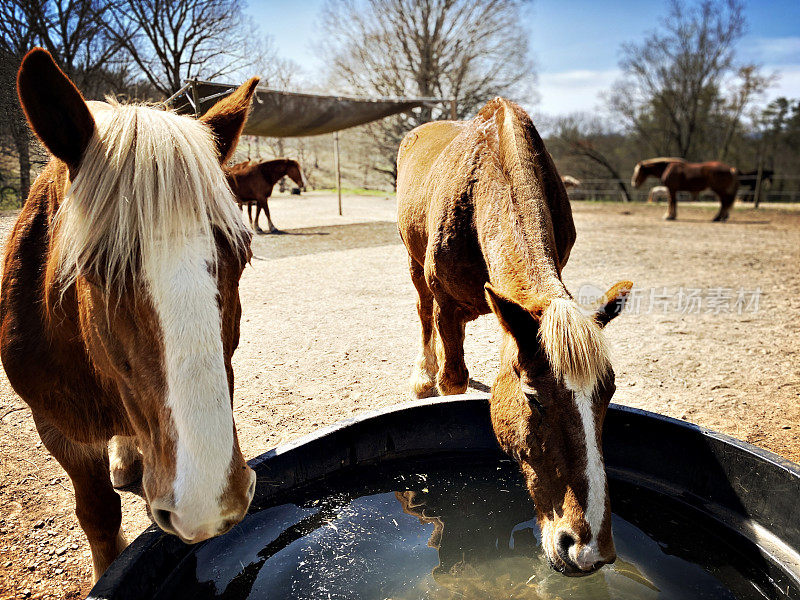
[727,166,739,194]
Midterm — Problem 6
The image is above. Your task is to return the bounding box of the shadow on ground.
[250,221,401,260]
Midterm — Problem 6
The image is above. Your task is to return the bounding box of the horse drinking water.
[226,158,306,233]
[397,97,632,576]
[1,49,259,580]
[631,157,739,221]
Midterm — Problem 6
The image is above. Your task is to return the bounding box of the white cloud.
[765,65,800,101]
[745,37,800,65]
[533,62,800,121]
[535,69,621,116]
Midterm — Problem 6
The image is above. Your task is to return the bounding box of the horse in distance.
[631,157,739,221]
[226,158,306,233]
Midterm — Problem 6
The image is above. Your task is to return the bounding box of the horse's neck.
[478,197,566,301]
[648,162,671,178]
[263,161,289,185]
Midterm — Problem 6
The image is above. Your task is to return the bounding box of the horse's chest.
[426,230,489,316]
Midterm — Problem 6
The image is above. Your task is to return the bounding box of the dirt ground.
[1,192,799,599]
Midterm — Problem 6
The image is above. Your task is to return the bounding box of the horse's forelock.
[538,298,610,392]
[50,100,247,294]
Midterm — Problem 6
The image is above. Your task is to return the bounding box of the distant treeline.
[1,0,798,208]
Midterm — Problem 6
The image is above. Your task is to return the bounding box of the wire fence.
[568,177,800,203]
[1,174,799,209]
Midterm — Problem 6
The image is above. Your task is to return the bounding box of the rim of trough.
[247,393,800,476]
[88,394,800,599]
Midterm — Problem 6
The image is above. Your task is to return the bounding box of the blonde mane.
[493,99,610,391]
[638,156,687,167]
[539,297,610,392]
[50,99,247,292]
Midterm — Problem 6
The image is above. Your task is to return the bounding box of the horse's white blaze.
[567,379,607,541]
[144,234,233,534]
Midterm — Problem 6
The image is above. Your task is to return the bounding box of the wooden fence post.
[334,131,342,216]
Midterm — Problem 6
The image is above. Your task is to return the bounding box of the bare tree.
[0,0,125,201]
[608,0,747,159]
[320,0,535,183]
[552,114,634,202]
[105,0,275,96]
[717,64,775,161]
[0,2,36,201]
[26,0,127,96]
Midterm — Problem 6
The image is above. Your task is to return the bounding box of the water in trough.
[151,454,786,599]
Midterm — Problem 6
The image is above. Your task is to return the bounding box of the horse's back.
[397,120,466,200]
[225,162,262,200]
[396,98,575,310]
[664,160,738,194]
[397,120,467,263]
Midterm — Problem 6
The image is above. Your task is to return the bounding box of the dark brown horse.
[397,97,632,576]
[631,157,739,221]
[226,158,305,233]
[1,49,259,581]
[738,168,774,201]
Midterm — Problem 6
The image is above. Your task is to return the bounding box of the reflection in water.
[153,456,785,599]
[394,489,660,599]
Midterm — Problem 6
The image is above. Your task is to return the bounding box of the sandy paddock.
[1,193,799,598]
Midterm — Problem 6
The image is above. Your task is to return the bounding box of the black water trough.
[88,394,800,599]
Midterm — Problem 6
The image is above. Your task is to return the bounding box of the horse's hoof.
[410,386,439,400]
[410,374,438,399]
[663,215,676,221]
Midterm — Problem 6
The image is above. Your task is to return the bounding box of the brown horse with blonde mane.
[631,157,738,221]
[226,158,306,233]
[1,49,259,581]
[397,97,632,576]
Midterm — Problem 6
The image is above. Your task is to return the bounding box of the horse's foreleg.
[408,259,438,399]
[253,204,264,233]
[247,202,254,228]
[665,189,678,220]
[433,298,469,395]
[263,200,278,233]
[33,415,126,582]
[109,435,142,488]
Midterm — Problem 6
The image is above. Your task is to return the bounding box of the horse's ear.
[17,48,95,174]
[200,77,260,164]
[594,281,633,328]
[485,283,540,340]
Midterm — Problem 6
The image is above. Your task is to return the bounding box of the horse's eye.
[521,384,545,415]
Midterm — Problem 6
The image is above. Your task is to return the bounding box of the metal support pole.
[190,79,200,118]
[333,131,342,216]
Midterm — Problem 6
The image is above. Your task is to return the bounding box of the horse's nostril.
[152,508,174,532]
[556,530,576,562]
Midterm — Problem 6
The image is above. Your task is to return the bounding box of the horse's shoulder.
[398,121,465,165]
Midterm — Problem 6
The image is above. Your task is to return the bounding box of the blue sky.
[245,0,800,116]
